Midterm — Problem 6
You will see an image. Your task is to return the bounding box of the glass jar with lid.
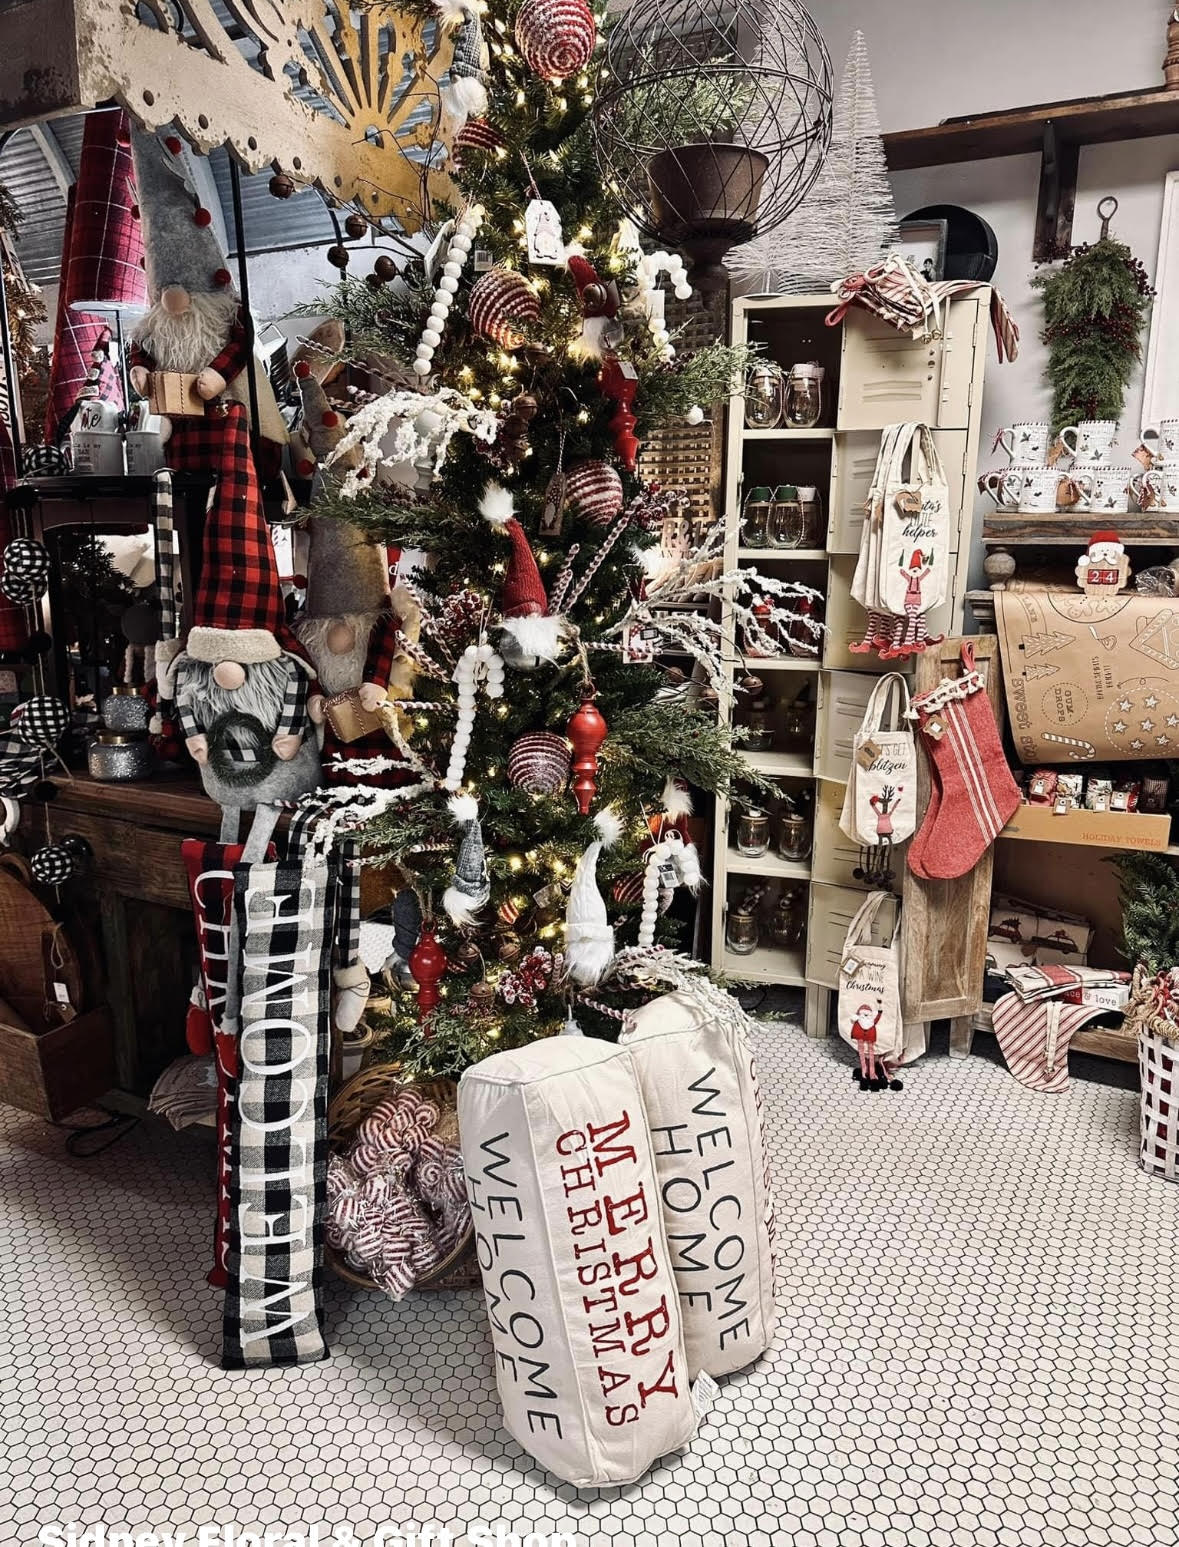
[770,886,806,950]
[780,688,815,750]
[736,807,771,857]
[784,362,825,429]
[797,483,824,548]
[744,362,785,429]
[769,484,804,549]
[725,901,760,956]
[777,795,813,863]
[744,687,774,751]
[741,486,773,549]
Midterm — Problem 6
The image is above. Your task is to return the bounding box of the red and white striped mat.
[991,992,1106,1093]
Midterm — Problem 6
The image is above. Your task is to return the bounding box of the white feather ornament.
[660,776,694,822]
[480,482,515,528]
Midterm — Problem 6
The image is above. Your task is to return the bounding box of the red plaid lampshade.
[45,109,145,441]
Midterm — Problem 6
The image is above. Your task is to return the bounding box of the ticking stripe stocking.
[907,645,1020,880]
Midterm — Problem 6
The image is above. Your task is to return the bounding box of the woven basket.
[326,1063,477,1291]
[1138,1028,1179,1183]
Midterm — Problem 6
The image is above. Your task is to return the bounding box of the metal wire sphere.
[592,0,833,281]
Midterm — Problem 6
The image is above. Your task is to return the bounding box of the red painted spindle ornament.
[567,683,608,816]
[409,921,448,1021]
[598,355,641,473]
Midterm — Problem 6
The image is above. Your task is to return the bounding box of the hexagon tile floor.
[2,1016,1178,1547]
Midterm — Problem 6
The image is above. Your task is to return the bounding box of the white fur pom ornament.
[660,775,694,822]
[442,793,491,927]
[564,808,623,987]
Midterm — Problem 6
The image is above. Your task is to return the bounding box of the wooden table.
[18,772,221,1097]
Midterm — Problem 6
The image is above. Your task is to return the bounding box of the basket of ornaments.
[1124,964,1179,1183]
[325,1064,476,1293]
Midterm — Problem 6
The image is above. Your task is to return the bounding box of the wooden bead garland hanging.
[415,203,485,378]
[444,636,505,791]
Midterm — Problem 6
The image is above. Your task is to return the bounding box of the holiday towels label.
[995,589,1179,763]
[222,852,334,1369]
[458,1037,696,1487]
[620,991,778,1381]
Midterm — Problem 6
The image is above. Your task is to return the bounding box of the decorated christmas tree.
[294,0,818,1072]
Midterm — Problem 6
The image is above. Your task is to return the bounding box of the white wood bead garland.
[636,251,692,362]
[638,838,672,949]
[414,203,485,379]
[443,635,504,791]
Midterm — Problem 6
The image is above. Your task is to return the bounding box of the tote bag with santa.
[839,673,918,849]
[837,891,904,1067]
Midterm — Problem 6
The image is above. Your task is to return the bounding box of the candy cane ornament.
[415,204,485,379]
[444,636,504,790]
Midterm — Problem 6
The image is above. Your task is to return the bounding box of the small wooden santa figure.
[1076,530,1132,596]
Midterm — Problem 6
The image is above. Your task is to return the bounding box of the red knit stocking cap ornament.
[907,642,1020,881]
[481,483,564,662]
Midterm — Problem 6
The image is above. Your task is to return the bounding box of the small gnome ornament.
[442,794,491,926]
[564,807,622,986]
[1076,530,1132,596]
[481,483,566,669]
[566,254,622,361]
[292,368,422,786]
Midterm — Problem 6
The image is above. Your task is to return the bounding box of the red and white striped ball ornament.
[507,731,572,795]
[468,268,541,350]
[565,460,624,527]
[514,0,596,82]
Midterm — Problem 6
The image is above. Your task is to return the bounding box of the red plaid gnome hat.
[186,469,285,664]
[480,483,563,660]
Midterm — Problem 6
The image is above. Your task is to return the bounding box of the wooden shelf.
[974,1001,1137,1065]
[982,512,1179,545]
[999,803,1174,853]
[722,945,807,987]
[742,428,835,442]
[883,86,1179,170]
[742,750,813,778]
[737,547,827,561]
[726,849,812,881]
[742,656,821,673]
[882,84,1179,259]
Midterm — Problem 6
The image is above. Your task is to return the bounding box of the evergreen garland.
[1032,236,1153,434]
[1115,852,1179,975]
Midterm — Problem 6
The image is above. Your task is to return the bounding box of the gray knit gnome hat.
[442,794,490,926]
[129,128,233,301]
[296,370,390,617]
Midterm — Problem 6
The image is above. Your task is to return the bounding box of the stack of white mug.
[979,418,1179,513]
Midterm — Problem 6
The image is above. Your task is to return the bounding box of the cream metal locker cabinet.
[710,293,990,1038]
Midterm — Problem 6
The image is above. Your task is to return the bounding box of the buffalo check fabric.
[991,992,1106,1094]
[221,850,336,1368]
[64,109,145,316]
[152,470,179,643]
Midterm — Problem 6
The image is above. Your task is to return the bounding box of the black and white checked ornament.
[30,844,76,886]
[14,695,69,747]
[20,444,70,478]
[0,538,50,606]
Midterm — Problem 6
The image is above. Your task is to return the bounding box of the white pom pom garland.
[413,203,484,381]
[444,631,504,791]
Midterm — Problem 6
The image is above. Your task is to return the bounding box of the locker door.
[837,297,984,431]
[806,881,899,990]
[814,668,879,783]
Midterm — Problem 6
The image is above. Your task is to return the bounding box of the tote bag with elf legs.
[838,891,905,1082]
[880,424,949,617]
[839,673,918,849]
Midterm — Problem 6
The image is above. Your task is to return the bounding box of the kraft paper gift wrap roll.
[620,992,778,1379]
[458,1036,696,1487]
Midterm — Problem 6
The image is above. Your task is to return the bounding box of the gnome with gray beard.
[292,367,421,788]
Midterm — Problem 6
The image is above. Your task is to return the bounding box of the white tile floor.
[2,1016,1178,1547]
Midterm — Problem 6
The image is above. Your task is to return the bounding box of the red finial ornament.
[598,354,641,473]
[193,206,212,227]
[409,921,448,1020]
[567,682,608,816]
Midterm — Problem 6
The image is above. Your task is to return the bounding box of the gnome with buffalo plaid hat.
[129,128,319,830]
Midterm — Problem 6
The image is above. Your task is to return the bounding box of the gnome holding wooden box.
[291,367,422,788]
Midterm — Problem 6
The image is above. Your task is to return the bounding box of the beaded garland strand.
[414,204,486,379]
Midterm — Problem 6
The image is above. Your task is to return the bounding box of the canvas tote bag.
[620,990,777,1381]
[837,891,905,1066]
[458,1035,696,1487]
[852,421,906,610]
[839,673,918,848]
[880,423,950,617]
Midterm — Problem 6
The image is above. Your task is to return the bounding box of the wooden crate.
[0,1006,115,1121]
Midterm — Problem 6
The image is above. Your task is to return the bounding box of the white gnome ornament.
[564,808,623,986]
[1076,530,1132,596]
[292,367,422,787]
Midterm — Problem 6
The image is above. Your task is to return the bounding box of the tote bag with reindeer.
[838,673,918,848]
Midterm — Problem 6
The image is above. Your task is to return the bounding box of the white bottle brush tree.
[727,30,897,295]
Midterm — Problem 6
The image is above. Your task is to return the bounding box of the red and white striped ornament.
[514,0,596,82]
[507,731,571,794]
[611,871,645,906]
[451,117,507,171]
[565,460,624,527]
[468,268,540,350]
